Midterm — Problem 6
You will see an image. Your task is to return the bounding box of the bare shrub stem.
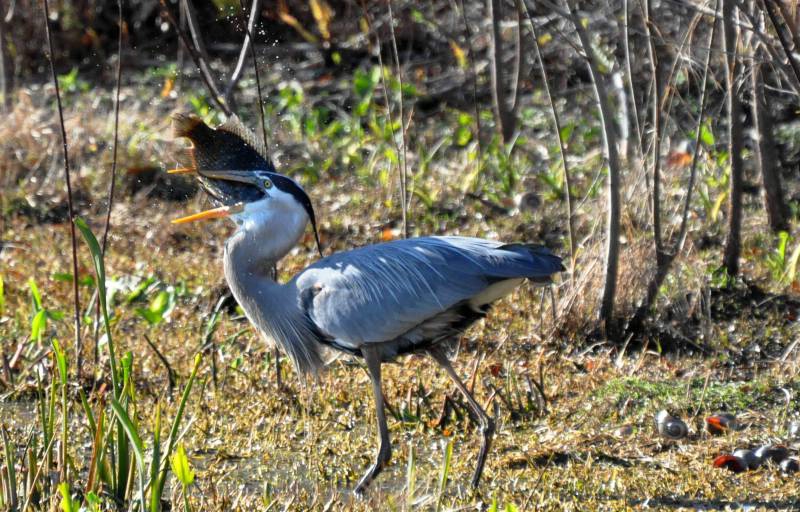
[160,0,232,116]
[564,0,622,334]
[43,0,82,372]
[387,0,410,238]
[522,2,575,280]
[628,0,719,333]
[722,0,744,276]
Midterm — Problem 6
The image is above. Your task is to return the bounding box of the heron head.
[172,169,323,257]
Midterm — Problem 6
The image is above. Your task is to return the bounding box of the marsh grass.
[0,63,799,510]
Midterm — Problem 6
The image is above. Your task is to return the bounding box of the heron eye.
[263,179,273,189]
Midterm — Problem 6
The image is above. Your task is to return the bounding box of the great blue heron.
[170,114,564,494]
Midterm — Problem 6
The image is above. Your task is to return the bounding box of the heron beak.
[168,167,196,175]
[171,203,245,224]
[196,169,262,185]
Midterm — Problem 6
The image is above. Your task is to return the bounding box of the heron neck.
[221,219,324,375]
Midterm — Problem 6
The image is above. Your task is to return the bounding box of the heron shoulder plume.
[171,112,275,172]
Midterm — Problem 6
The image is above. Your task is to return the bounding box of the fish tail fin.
[171,112,205,139]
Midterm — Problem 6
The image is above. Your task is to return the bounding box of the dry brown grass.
[1,83,799,511]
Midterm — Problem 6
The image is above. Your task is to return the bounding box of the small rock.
[788,420,799,440]
[780,458,799,474]
[615,424,634,438]
[514,191,541,213]
[655,410,688,440]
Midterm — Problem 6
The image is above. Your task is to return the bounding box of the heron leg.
[429,349,495,489]
[354,346,392,496]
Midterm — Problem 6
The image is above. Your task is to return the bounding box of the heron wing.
[293,236,563,349]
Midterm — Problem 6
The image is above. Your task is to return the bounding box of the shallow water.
[0,400,38,428]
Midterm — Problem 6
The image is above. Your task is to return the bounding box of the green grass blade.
[154,354,202,498]
[149,404,162,512]
[435,438,454,512]
[110,398,146,510]
[27,277,42,311]
[1,426,18,510]
[74,217,120,397]
[58,482,79,512]
[78,389,97,436]
[52,340,69,482]
[170,444,194,487]
[782,240,800,285]
[52,340,68,386]
[405,444,416,508]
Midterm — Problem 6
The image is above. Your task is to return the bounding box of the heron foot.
[470,417,496,488]
[353,444,392,496]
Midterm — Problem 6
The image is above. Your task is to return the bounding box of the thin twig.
[644,0,664,262]
[677,0,719,251]
[762,0,800,90]
[361,3,398,202]
[93,0,124,371]
[181,0,211,67]
[387,0,410,238]
[43,0,82,374]
[522,2,576,282]
[623,0,644,158]
[228,0,269,151]
[144,334,176,396]
[456,0,484,166]
[159,0,232,116]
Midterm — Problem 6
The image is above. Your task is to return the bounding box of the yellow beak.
[167,167,196,175]
[171,203,244,224]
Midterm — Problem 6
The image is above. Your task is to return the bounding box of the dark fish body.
[172,113,274,206]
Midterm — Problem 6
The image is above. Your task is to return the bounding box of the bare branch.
[159,0,232,116]
[387,0,410,238]
[42,0,82,373]
[627,0,720,333]
[722,0,744,276]
[521,1,575,283]
[563,0,622,333]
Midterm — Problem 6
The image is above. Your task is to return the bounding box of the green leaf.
[435,438,454,512]
[58,482,79,512]
[110,398,147,509]
[150,291,169,315]
[699,122,715,147]
[559,123,575,144]
[85,491,102,512]
[52,339,68,386]
[136,307,162,326]
[126,276,156,304]
[28,277,42,311]
[31,309,47,341]
[52,272,96,287]
[455,126,472,146]
[170,444,195,486]
[75,217,120,396]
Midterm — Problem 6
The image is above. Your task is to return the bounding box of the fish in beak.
[170,112,275,224]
